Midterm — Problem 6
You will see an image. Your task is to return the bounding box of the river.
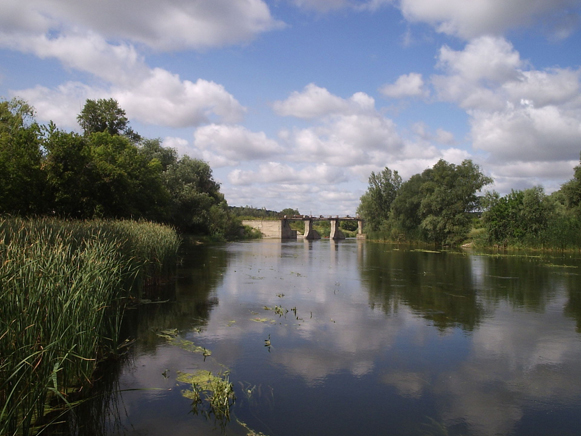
[62,239,581,436]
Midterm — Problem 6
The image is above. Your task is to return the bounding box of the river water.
[70,239,581,436]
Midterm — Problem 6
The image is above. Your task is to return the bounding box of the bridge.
[242,215,365,240]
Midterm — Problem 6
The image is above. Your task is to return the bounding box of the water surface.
[74,240,581,436]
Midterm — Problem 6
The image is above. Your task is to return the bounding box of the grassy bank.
[0,217,180,436]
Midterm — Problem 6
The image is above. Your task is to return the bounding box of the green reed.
[0,217,180,436]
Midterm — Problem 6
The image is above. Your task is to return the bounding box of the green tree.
[280,208,299,217]
[481,190,526,246]
[418,159,492,246]
[561,152,581,216]
[389,173,426,240]
[77,98,141,142]
[138,138,178,171]
[42,125,96,217]
[357,167,402,231]
[482,187,559,247]
[163,156,223,232]
[88,132,167,219]
[0,98,46,214]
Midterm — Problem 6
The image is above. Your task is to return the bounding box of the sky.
[1,0,580,215]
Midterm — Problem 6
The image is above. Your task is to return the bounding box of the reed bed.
[0,217,180,436]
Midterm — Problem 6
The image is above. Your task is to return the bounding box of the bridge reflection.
[243,216,365,240]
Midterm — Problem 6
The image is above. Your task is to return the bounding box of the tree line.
[0,97,243,238]
[357,157,581,249]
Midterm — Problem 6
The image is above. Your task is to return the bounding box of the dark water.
[70,240,581,436]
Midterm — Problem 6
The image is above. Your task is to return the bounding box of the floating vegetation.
[263,305,288,317]
[157,330,211,356]
[250,318,273,323]
[178,370,235,422]
[237,419,270,436]
[411,249,440,254]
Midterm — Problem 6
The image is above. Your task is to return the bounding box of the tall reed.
[0,217,180,436]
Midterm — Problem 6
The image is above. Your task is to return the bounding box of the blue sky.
[1,0,580,215]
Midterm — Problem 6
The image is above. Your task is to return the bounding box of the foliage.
[0,97,243,239]
[561,151,581,217]
[481,186,581,249]
[417,160,492,246]
[279,208,299,217]
[357,167,401,231]
[229,206,281,220]
[0,99,46,215]
[77,98,140,142]
[359,160,491,246]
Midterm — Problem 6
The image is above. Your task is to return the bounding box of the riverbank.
[0,217,180,436]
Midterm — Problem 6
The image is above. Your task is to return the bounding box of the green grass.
[0,217,180,435]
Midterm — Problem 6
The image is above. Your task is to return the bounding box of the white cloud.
[380,73,428,99]
[192,124,284,167]
[117,71,246,128]
[0,0,284,52]
[431,36,581,168]
[273,84,375,119]
[398,0,581,40]
[12,71,246,130]
[13,82,101,128]
[288,113,404,167]
[162,137,191,156]
[470,105,581,163]
[229,162,348,185]
[0,32,148,86]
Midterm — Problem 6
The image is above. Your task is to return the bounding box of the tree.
[42,125,96,217]
[77,98,141,142]
[481,190,525,246]
[418,159,492,246]
[138,138,178,171]
[561,152,581,216]
[87,132,167,219]
[388,173,426,240]
[280,208,299,217]
[0,98,46,214]
[163,156,223,232]
[357,167,402,231]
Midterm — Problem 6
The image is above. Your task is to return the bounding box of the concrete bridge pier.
[329,218,346,240]
[303,218,321,240]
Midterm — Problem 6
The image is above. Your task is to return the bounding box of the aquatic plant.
[179,370,235,422]
[0,217,180,435]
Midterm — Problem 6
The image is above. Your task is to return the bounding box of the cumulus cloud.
[380,73,428,99]
[229,162,348,185]
[287,112,406,167]
[13,71,246,130]
[0,32,148,86]
[273,84,375,119]
[192,124,284,167]
[117,72,246,128]
[398,0,581,40]
[0,0,284,52]
[470,104,581,163]
[431,36,581,170]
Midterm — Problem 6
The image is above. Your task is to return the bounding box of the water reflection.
[56,240,581,436]
[360,244,485,331]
